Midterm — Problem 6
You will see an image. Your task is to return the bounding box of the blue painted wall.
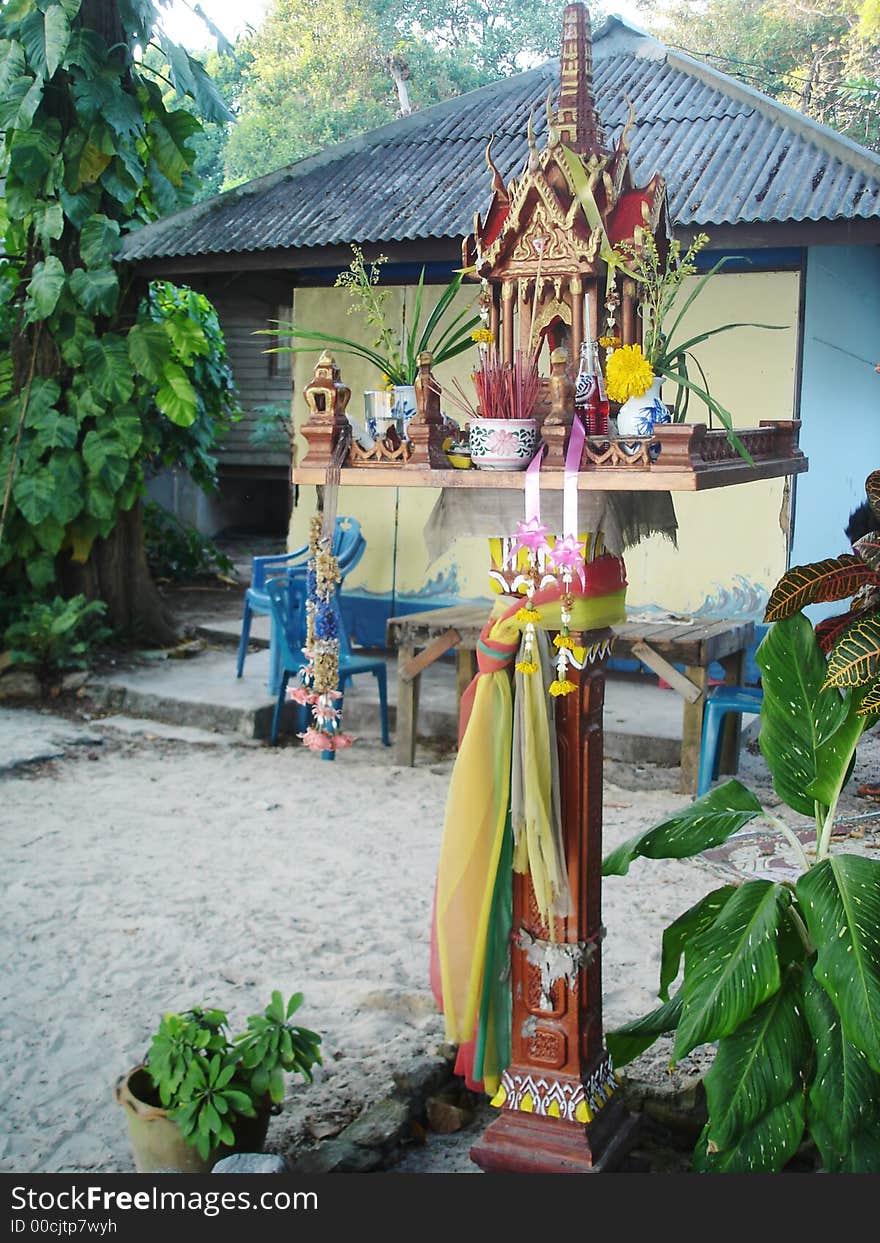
[793,245,880,618]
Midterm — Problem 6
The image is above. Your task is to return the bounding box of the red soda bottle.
[574,340,609,435]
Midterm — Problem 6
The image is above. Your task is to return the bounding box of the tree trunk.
[60,501,179,645]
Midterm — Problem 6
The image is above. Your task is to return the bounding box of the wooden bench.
[386,605,755,793]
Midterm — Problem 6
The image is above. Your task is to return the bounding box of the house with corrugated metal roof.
[123,13,880,644]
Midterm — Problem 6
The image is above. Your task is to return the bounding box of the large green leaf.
[798,855,880,1072]
[765,555,879,621]
[703,969,808,1157]
[0,75,43,130]
[602,780,763,876]
[47,450,84,525]
[155,365,197,427]
[756,613,850,817]
[694,1091,805,1173]
[659,886,736,1001]
[82,430,132,491]
[807,703,864,806]
[43,3,70,77]
[606,992,682,1068]
[19,9,48,78]
[675,880,788,1058]
[25,255,65,322]
[801,969,880,1171]
[13,465,55,524]
[33,199,64,250]
[32,513,66,555]
[22,376,61,423]
[69,266,119,316]
[79,213,121,269]
[127,320,171,382]
[83,337,133,404]
[0,40,26,97]
[11,116,62,181]
[26,407,77,452]
[147,118,189,187]
[825,615,880,691]
[163,314,208,364]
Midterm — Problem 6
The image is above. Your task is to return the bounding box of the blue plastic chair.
[264,576,390,757]
[696,622,768,797]
[236,517,365,694]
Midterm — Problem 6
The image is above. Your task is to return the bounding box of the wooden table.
[386,605,755,792]
[385,605,490,766]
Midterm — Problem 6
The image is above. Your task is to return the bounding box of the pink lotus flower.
[512,516,551,556]
[333,733,356,750]
[314,702,341,724]
[547,534,587,588]
[289,685,317,705]
[487,427,520,456]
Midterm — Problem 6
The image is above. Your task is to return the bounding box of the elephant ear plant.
[603,471,880,1173]
[146,993,321,1162]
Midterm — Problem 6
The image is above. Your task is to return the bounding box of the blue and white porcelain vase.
[616,378,671,437]
[392,384,418,439]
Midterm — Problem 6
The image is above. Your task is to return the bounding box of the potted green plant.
[262,245,481,441]
[602,469,880,1173]
[603,232,786,456]
[116,992,321,1173]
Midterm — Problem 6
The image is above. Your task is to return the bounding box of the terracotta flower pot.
[115,1065,272,1174]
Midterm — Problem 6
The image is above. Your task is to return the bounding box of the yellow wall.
[288,270,801,618]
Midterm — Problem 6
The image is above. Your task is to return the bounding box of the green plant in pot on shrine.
[603,232,786,457]
[116,992,321,1173]
[602,471,880,1173]
[263,246,481,440]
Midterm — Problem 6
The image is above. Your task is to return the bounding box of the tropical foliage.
[0,0,238,634]
[266,245,480,386]
[603,474,880,1172]
[2,592,109,693]
[605,231,785,458]
[145,992,322,1162]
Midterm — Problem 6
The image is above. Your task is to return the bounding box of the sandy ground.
[2,709,879,1176]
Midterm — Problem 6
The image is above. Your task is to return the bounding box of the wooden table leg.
[395,644,420,766]
[455,648,476,712]
[718,649,747,775]
[679,665,708,795]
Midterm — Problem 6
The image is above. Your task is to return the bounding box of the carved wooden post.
[300,352,350,468]
[471,648,639,1174]
[408,352,447,468]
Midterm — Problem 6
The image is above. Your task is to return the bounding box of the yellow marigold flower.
[553,634,575,650]
[549,678,577,697]
[471,327,495,345]
[598,335,621,349]
[515,660,539,675]
[516,607,541,623]
[605,343,655,402]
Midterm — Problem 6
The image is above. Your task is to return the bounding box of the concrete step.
[87,640,732,769]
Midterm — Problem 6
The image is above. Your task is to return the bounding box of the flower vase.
[468,417,539,470]
[391,385,417,440]
[616,378,671,438]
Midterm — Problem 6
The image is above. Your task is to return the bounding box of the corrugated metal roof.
[121,19,880,263]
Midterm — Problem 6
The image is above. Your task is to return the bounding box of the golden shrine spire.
[556,3,605,155]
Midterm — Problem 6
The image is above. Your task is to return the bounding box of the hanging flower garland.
[509,520,588,696]
[291,516,355,753]
[546,534,587,696]
[510,516,550,676]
